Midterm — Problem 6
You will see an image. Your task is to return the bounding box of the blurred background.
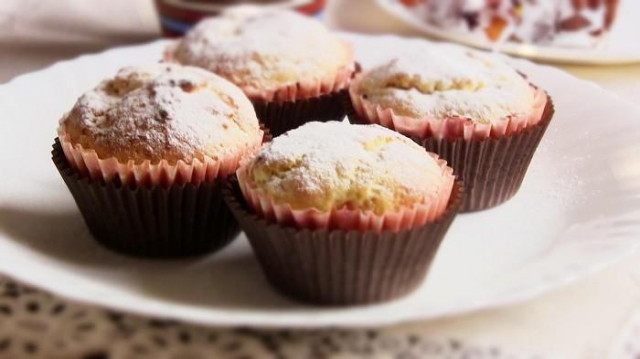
[1,0,639,103]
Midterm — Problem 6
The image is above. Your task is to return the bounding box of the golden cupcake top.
[59,63,261,164]
[168,6,353,96]
[352,43,535,124]
[244,121,452,214]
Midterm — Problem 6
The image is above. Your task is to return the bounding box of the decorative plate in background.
[0,33,639,328]
[376,0,640,65]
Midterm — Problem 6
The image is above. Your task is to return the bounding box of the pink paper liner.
[349,73,548,141]
[164,41,356,102]
[57,126,264,187]
[235,156,455,233]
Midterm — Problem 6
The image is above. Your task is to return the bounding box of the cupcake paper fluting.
[349,77,547,141]
[52,140,240,258]
[224,177,463,305]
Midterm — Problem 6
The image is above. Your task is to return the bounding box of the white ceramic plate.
[376,0,640,65]
[1,33,639,328]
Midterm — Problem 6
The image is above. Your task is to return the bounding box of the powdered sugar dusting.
[170,6,352,94]
[59,63,261,164]
[355,43,535,124]
[247,121,452,213]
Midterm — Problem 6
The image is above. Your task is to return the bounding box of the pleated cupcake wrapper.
[235,160,455,233]
[348,94,555,212]
[52,140,240,258]
[57,128,264,188]
[251,63,360,137]
[252,89,351,137]
[247,58,354,103]
[223,177,464,305]
[349,73,548,141]
[421,97,554,212]
[164,41,355,102]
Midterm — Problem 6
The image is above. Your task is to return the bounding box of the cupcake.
[348,44,553,212]
[52,63,264,258]
[224,121,462,305]
[164,6,356,136]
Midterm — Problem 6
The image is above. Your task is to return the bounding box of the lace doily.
[0,276,546,359]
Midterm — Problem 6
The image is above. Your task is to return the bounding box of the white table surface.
[1,0,640,358]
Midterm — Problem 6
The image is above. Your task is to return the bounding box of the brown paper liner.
[347,94,554,212]
[252,88,350,137]
[252,64,361,137]
[52,139,240,258]
[223,176,463,305]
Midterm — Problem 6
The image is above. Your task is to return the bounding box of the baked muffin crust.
[169,7,353,96]
[59,64,261,164]
[244,121,452,214]
[352,44,536,125]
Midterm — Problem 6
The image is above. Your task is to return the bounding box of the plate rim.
[0,33,639,328]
